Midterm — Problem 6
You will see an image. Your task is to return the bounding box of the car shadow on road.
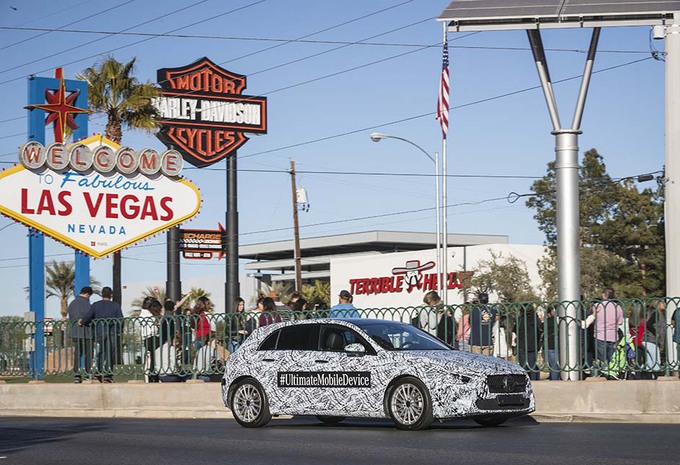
[267,415,539,431]
[0,420,109,455]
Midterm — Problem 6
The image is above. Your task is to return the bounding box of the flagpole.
[441,22,449,306]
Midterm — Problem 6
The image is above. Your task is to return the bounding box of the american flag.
[436,37,449,138]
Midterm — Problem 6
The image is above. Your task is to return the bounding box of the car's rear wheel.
[316,415,346,424]
[387,376,433,430]
[474,416,508,427]
[231,378,272,428]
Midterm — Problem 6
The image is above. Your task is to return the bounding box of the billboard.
[180,224,226,260]
[154,57,267,167]
[0,135,201,258]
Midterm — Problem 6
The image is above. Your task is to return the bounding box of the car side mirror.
[344,343,366,355]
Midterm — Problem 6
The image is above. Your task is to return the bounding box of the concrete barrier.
[1,378,680,422]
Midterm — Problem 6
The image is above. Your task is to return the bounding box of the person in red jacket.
[192,296,214,352]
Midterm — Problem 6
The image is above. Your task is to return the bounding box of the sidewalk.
[1,378,679,422]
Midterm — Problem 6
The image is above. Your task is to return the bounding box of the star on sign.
[25,68,89,143]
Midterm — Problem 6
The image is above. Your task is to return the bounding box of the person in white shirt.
[193,337,228,382]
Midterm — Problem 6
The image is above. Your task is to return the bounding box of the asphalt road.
[1,416,679,465]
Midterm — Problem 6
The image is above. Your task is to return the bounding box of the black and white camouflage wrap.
[221,319,535,420]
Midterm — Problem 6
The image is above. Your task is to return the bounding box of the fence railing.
[1,297,677,381]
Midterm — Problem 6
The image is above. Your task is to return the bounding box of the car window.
[258,330,280,351]
[354,321,451,351]
[276,324,320,351]
[320,324,375,354]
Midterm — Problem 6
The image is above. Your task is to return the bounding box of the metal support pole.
[226,155,240,313]
[665,16,680,367]
[527,28,600,380]
[290,160,303,291]
[442,137,448,305]
[555,130,582,380]
[166,226,181,302]
[435,152,442,296]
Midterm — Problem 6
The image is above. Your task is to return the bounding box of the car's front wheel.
[231,378,272,428]
[387,376,433,430]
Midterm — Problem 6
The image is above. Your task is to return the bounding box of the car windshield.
[352,320,451,351]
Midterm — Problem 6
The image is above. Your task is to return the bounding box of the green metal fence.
[1,297,677,381]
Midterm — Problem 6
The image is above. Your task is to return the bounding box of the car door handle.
[315,359,329,364]
[262,358,275,362]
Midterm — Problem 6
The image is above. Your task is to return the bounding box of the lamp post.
[370,132,443,297]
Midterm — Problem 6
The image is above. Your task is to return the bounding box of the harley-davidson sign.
[153,57,267,167]
[0,135,201,258]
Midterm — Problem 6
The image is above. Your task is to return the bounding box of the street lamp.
[370,132,444,298]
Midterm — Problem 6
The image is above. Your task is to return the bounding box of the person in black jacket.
[80,287,124,383]
[516,303,542,381]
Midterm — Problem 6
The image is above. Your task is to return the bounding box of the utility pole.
[290,160,302,291]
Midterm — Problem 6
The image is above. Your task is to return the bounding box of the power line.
[0,0,264,85]
[0,0,137,53]
[0,166,661,266]
[0,57,656,173]
[240,55,656,160]
[0,26,652,55]
[216,0,416,65]
[199,167,542,179]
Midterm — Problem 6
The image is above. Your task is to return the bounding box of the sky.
[0,0,667,318]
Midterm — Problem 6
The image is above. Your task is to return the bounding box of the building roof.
[241,231,508,279]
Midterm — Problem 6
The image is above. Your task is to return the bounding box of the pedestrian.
[517,304,542,381]
[436,307,455,345]
[193,336,229,382]
[419,291,442,336]
[268,291,291,312]
[259,297,282,327]
[492,315,512,360]
[67,286,93,383]
[229,297,254,353]
[468,292,497,355]
[175,303,193,365]
[329,290,360,318]
[671,302,680,377]
[591,288,624,366]
[156,335,186,383]
[80,286,124,383]
[543,306,560,380]
[644,300,666,371]
[139,297,162,382]
[289,291,302,308]
[456,307,471,352]
[191,296,213,352]
[292,298,310,318]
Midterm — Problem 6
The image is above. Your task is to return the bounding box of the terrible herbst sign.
[153,57,267,167]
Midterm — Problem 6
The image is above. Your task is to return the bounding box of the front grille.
[476,396,530,410]
[486,374,528,394]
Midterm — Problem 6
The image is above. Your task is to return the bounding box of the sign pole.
[166,226,181,302]
[226,154,240,313]
[27,76,45,379]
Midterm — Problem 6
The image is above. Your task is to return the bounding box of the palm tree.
[46,261,74,320]
[129,286,167,316]
[43,260,101,319]
[301,280,331,308]
[77,56,159,304]
[187,287,212,310]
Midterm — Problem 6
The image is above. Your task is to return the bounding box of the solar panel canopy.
[438,0,680,31]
